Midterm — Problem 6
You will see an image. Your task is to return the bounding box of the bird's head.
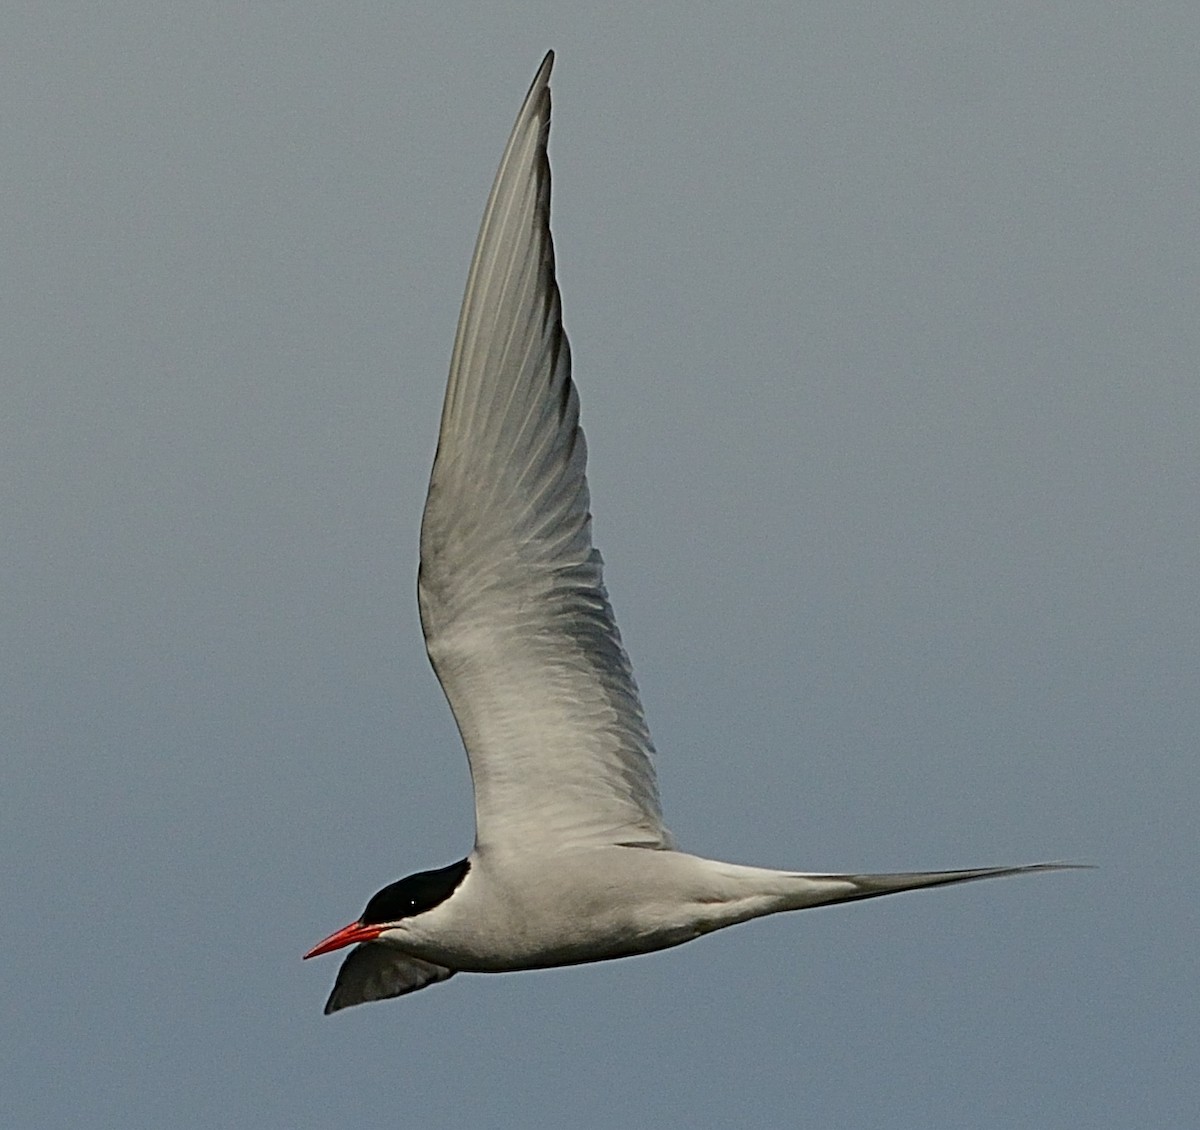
[303,858,471,959]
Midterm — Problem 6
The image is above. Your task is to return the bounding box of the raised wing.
[418,53,671,853]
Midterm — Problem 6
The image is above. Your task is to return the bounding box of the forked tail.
[790,862,1086,911]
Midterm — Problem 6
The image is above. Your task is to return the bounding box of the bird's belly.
[418,907,705,972]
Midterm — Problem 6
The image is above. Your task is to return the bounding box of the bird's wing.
[418,52,671,853]
[324,944,455,1014]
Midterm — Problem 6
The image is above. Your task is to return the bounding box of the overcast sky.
[4,4,1196,1128]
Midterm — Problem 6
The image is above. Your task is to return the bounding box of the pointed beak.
[303,920,385,959]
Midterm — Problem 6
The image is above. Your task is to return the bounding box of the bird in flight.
[304,52,1073,1014]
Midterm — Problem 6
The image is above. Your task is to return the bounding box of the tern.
[304,52,1074,1014]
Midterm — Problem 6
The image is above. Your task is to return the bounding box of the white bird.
[304,51,1075,1014]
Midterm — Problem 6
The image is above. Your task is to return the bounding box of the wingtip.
[514,51,554,124]
[527,50,554,92]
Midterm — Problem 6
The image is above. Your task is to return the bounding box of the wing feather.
[324,945,455,1014]
[418,53,671,852]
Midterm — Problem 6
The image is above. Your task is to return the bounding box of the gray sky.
[4,4,1196,1127]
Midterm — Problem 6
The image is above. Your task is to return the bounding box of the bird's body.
[369,848,741,973]
[305,52,1075,1014]
[332,849,1061,974]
